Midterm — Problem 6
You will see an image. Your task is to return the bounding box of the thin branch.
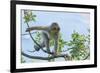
[64,56,68,61]
[21,32,36,36]
[83,53,90,60]
[22,51,69,60]
[27,50,36,53]
[60,49,71,52]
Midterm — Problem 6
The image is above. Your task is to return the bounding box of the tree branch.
[83,53,90,60]
[22,51,69,60]
[21,32,36,36]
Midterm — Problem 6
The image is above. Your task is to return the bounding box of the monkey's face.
[50,22,60,33]
[52,27,60,33]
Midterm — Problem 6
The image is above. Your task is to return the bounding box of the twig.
[83,53,90,60]
[27,50,36,53]
[21,32,36,36]
[60,49,71,52]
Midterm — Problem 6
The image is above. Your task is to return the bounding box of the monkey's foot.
[52,52,57,56]
[34,45,40,51]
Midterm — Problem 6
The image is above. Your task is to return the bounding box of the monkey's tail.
[26,26,48,32]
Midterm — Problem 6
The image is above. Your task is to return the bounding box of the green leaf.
[23,10,36,23]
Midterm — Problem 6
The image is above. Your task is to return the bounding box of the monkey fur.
[26,22,60,55]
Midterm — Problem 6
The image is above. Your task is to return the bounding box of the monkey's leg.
[34,42,45,51]
[45,39,50,53]
[42,32,51,53]
[54,34,59,55]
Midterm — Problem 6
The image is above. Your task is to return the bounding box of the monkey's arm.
[26,26,48,32]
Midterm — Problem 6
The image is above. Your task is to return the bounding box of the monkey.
[26,22,60,55]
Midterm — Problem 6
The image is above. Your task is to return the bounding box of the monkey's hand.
[26,28,30,32]
[52,51,57,56]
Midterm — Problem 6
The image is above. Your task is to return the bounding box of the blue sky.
[21,10,90,63]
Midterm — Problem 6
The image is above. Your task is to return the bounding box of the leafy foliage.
[34,32,42,43]
[21,55,26,63]
[32,29,90,60]
[66,31,90,60]
[57,33,67,54]
[23,10,36,23]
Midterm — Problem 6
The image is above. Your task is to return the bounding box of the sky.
[21,10,90,63]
